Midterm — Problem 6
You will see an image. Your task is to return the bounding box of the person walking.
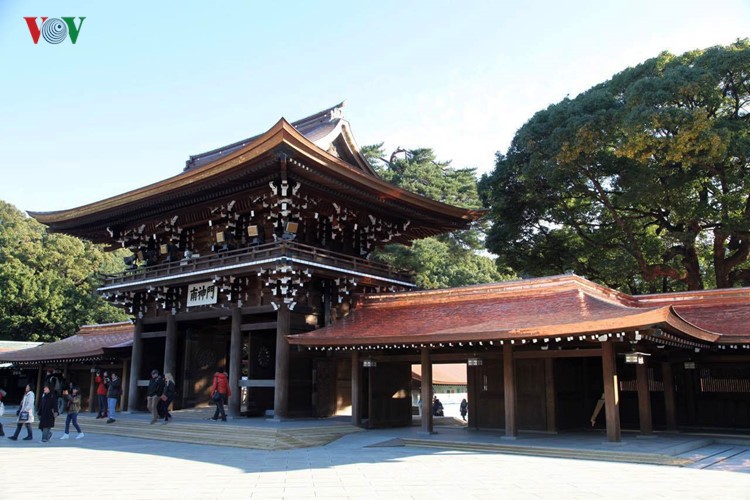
[160,373,176,424]
[147,369,164,424]
[460,398,468,421]
[8,384,35,441]
[432,396,444,417]
[0,387,7,437]
[95,370,108,419]
[210,369,230,422]
[60,386,84,439]
[106,372,122,423]
[38,384,58,442]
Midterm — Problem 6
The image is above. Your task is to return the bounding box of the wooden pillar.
[120,357,130,412]
[662,361,677,431]
[273,304,290,419]
[36,367,43,408]
[228,305,242,418]
[127,318,143,412]
[88,367,96,413]
[601,341,621,442]
[181,329,193,405]
[503,344,517,438]
[351,351,361,426]
[636,360,653,435]
[163,313,177,378]
[544,358,557,433]
[420,348,433,434]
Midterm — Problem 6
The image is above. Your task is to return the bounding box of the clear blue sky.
[1,0,748,213]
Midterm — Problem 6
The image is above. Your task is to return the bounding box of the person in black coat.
[432,396,444,417]
[159,373,176,424]
[38,384,58,442]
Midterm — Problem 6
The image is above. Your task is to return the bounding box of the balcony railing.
[100,241,415,290]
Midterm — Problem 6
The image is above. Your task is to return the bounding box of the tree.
[0,201,129,342]
[363,144,513,288]
[480,40,750,293]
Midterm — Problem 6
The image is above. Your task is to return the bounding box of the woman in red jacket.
[210,369,230,422]
[95,371,108,419]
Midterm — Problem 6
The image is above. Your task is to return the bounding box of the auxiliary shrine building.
[7,103,750,442]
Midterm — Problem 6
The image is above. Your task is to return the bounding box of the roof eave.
[30,118,482,230]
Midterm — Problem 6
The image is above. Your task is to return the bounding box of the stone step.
[398,438,692,466]
[72,416,361,450]
[684,445,750,469]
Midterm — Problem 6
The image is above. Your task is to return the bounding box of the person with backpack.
[210,369,230,422]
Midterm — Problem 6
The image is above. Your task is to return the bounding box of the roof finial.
[330,100,346,120]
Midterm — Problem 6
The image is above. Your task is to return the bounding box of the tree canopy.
[0,201,129,342]
[363,144,513,288]
[480,40,750,293]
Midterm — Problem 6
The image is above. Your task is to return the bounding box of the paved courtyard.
[2,426,750,499]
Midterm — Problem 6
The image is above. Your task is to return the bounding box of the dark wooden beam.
[421,348,433,434]
[601,341,621,442]
[120,357,130,412]
[36,367,43,407]
[141,304,275,325]
[273,304,291,418]
[545,358,557,433]
[127,318,143,412]
[514,348,602,359]
[503,344,517,438]
[662,361,677,431]
[163,315,177,376]
[315,348,605,364]
[142,331,166,339]
[351,351,361,426]
[228,305,242,418]
[636,361,653,435]
[241,322,278,332]
[88,367,96,413]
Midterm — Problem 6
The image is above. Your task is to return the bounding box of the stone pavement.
[2,418,750,499]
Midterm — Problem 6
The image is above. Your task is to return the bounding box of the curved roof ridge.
[184,102,349,172]
[28,119,291,221]
[30,118,484,235]
[79,321,132,329]
[361,274,636,307]
[636,286,750,305]
[666,305,722,341]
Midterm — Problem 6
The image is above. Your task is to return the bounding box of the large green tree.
[480,40,750,293]
[362,144,512,288]
[0,201,129,342]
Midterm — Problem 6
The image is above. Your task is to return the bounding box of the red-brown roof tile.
[288,275,740,347]
[0,322,133,363]
[412,364,467,385]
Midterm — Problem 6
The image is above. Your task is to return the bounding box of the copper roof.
[413,364,467,385]
[184,102,377,175]
[0,322,133,363]
[0,341,43,353]
[29,104,483,242]
[288,275,747,347]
